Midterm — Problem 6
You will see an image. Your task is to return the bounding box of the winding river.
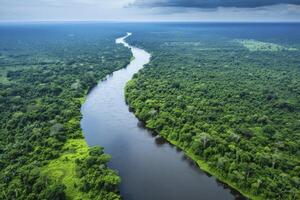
[81,33,241,200]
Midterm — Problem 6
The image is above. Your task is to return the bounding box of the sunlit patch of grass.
[41,139,89,200]
[234,39,298,52]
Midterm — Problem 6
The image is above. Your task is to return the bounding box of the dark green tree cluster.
[0,25,131,199]
[126,24,300,199]
[76,147,121,200]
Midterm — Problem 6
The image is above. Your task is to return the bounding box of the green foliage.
[0,27,131,199]
[75,146,121,200]
[126,29,300,199]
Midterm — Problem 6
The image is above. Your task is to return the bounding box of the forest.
[1,22,300,200]
[126,23,300,199]
[0,24,131,199]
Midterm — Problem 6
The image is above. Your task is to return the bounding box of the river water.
[81,33,240,200]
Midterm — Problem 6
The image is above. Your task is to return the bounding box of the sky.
[0,0,300,22]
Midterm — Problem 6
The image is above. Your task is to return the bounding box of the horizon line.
[0,19,300,24]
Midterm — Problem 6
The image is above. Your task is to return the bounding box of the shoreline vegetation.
[123,37,256,199]
[125,101,257,200]
[122,35,252,198]
[40,89,119,199]
[0,27,132,199]
[125,25,300,200]
[37,54,134,199]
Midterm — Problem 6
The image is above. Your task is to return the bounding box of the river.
[81,33,241,200]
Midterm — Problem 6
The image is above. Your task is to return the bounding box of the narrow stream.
[81,33,240,200]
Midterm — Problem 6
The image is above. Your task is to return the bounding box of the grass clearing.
[41,139,90,200]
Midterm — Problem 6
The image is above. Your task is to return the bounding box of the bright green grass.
[41,139,89,200]
[235,39,298,52]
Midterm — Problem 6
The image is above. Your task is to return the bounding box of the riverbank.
[167,138,261,200]
[40,35,133,199]
[123,33,256,199]
[82,33,241,200]
[42,91,121,199]
[124,93,262,200]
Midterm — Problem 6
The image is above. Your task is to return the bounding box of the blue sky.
[0,0,300,22]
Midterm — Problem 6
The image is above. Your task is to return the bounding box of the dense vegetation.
[126,23,300,199]
[0,24,131,199]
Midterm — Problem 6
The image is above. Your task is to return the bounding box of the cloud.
[131,0,300,9]
[0,0,299,21]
